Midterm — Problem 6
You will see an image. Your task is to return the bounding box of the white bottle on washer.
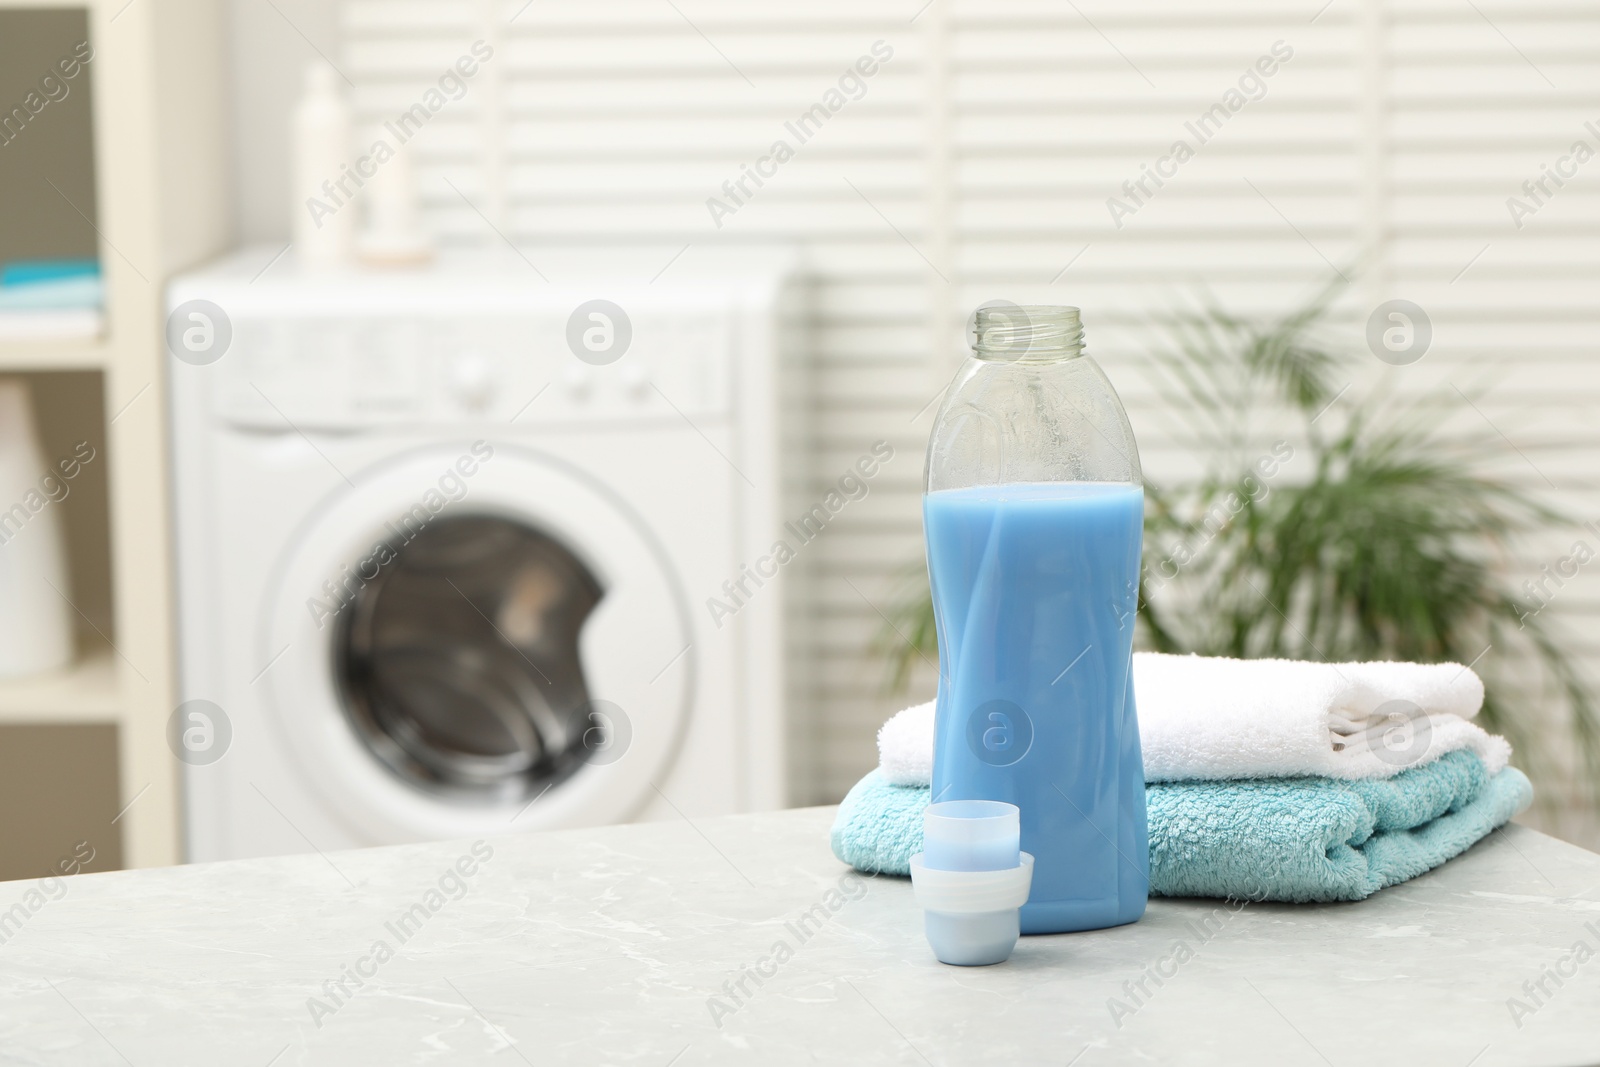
[359,140,432,267]
[291,61,354,270]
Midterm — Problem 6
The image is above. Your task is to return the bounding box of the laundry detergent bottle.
[923,304,1147,934]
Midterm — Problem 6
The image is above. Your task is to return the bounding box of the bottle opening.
[972,304,1084,361]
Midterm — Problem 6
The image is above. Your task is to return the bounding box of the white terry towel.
[877,652,1511,786]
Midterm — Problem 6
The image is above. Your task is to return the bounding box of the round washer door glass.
[337,514,604,801]
[265,444,691,841]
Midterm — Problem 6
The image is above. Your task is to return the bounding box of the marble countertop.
[2,807,1599,1065]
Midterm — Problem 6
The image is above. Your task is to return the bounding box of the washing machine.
[167,247,808,862]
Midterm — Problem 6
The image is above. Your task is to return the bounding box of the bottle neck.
[972,305,1085,363]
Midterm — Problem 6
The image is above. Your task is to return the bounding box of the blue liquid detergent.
[925,481,1148,934]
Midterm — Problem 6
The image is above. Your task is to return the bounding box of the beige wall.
[0,9,98,264]
[0,725,122,881]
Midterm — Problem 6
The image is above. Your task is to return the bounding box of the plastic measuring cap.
[909,800,1033,966]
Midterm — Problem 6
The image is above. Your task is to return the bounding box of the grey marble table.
[2,807,1599,1066]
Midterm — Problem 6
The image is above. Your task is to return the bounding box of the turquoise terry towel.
[830,749,1532,903]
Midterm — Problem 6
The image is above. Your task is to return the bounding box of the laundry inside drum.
[335,514,604,801]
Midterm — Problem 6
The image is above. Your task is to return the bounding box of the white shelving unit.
[0,644,120,724]
[0,312,103,341]
[0,0,227,868]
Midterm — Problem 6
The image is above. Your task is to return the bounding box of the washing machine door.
[262,442,693,842]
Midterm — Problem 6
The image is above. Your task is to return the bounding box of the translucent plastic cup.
[910,800,1033,965]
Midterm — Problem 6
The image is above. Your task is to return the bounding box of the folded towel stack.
[0,259,102,312]
[833,653,1533,903]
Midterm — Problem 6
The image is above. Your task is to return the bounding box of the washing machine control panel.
[214,311,732,431]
